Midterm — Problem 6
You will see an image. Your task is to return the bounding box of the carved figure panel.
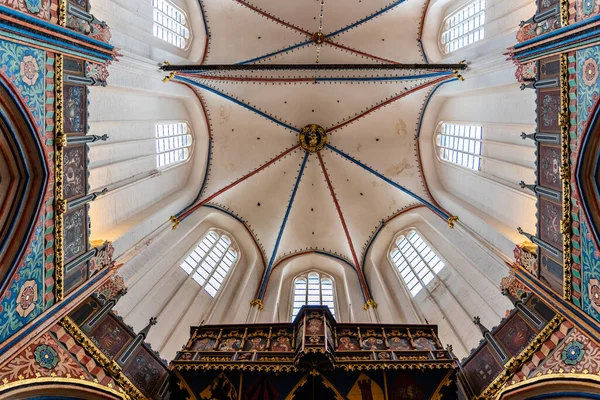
[494,312,538,358]
[124,346,168,398]
[539,248,564,295]
[539,144,562,190]
[539,198,563,250]
[538,88,561,133]
[63,145,86,200]
[64,207,87,262]
[462,344,503,395]
[63,83,86,134]
[88,314,133,358]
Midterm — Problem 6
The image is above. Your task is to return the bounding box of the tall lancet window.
[389,231,446,297]
[155,122,192,169]
[180,231,238,297]
[441,0,486,54]
[152,0,191,49]
[436,122,482,171]
[291,272,336,320]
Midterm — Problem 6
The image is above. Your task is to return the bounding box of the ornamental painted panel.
[88,314,133,358]
[581,220,600,324]
[533,328,600,376]
[493,312,538,358]
[538,144,562,190]
[539,198,563,250]
[0,332,88,383]
[123,345,168,398]
[0,0,51,20]
[0,40,46,133]
[576,0,600,21]
[538,88,561,133]
[63,83,87,134]
[0,222,44,343]
[64,56,86,76]
[64,258,87,295]
[539,248,564,295]
[63,145,86,200]
[577,45,600,136]
[462,344,503,395]
[539,56,561,80]
[68,0,88,10]
[69,296,101,326]
[64,206,87,262]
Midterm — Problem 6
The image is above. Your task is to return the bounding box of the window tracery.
[180,230,238,297]
[155,122,192,169]
[389,230,445,297]
[441,0,486,54]
[291,272,336,320]
[152,0,191,49]
[436,122,482,171]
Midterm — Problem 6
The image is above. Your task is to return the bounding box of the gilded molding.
[250,299,264,311]
[560,0,569,26]
[0,376,130,399]
[363,299,378,310]
[173,363,298,373]
[477,314,565,399]
[447,216,459,229]
[59,317,146,400]
[58,0,67,26]
[495,372,600,399]
[55,54,65,302]
[559,53,572,302]
[162,72,176,83]
[170,215,180,230]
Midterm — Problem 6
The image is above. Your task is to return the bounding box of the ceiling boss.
[299,124,328,153]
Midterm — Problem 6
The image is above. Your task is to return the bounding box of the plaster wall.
[364,208,512,360]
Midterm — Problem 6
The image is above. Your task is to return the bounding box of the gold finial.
[363,299,378,310]
[447,216,459,229]
[453,71,465,81]
[250,299,264,311]
[170,216,180,230]
[162,72,176,83]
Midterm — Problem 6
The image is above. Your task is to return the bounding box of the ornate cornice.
[477,314,565,399]
[59,317,146,400]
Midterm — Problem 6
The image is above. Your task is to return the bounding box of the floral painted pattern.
[562,341,585,365]
[0,40,45,134]
[581,221,600,323]
[578,46,600,136]
[0,223,44,343]
[34,344,58,369]
[0,0,51,19]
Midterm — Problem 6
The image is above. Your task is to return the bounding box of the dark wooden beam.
[161,63,467,72]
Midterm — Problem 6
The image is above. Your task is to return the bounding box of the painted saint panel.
[538,88,561,133]
[337,336,361,351]
[123,345,168,398]
[539,248,564,295]
[270,335,292,352]
[539,198,563,250]
[64,206,87,262]
[462,344,503,395]
[63,145,86,200]
[64,57,85,76]
[88,314,133,358]
[63,83,86,134]
[244,336,267,352]
[538,144,562,190]
[494,312,538,358]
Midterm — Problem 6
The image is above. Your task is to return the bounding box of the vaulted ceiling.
[169,0,460,297]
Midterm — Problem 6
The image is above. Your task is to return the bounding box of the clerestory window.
[291,272,336,320]
[441,0,486,54]
[155,122,192,169]
[152,0,191,49]
[436,122,482,171]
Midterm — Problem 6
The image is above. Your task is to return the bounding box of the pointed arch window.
[180,231,238,297]
[152,0,191,49]
[441,0,486,54]
[436,122,482,171]
[390,231,446,297]
[155,122,192,169]
[291,272,336,320]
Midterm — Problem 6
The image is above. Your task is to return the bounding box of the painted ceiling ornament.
[312,31,326,44]
[34,344,59,369]
[582,0,597,15]
[15,280,38,318]
[583,58,599,87]
[19,54,40,86]
[25,0,43,13]
[561,341,585,365]
[588,279,600,314]
[299,124,327,153]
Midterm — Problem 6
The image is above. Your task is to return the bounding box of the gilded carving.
[560,54,572,302]
[55,54,65,301]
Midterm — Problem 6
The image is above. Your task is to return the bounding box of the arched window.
[291,272,336,320]
[155,122,192,169]
[389,230,446,297]
[441,0,486,54]
[436,122,482,171]
[180,231,238,297]
[152,0,191,49]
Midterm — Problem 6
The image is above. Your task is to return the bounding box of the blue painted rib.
[315,250,367,301]
[326,144,450,220]
[178,137,212,218]
[202,204,245,223]
[258,152,310,297]
[416,78,458,138]
[0,5,114,50]
[361,222,385,271]
[417,39,429,64]
[316,71,451,82]
[196,0,209,36]
[237,40,313,65]
[514,13,600,49]
[176,76,300,133]
[327,0,407,37]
